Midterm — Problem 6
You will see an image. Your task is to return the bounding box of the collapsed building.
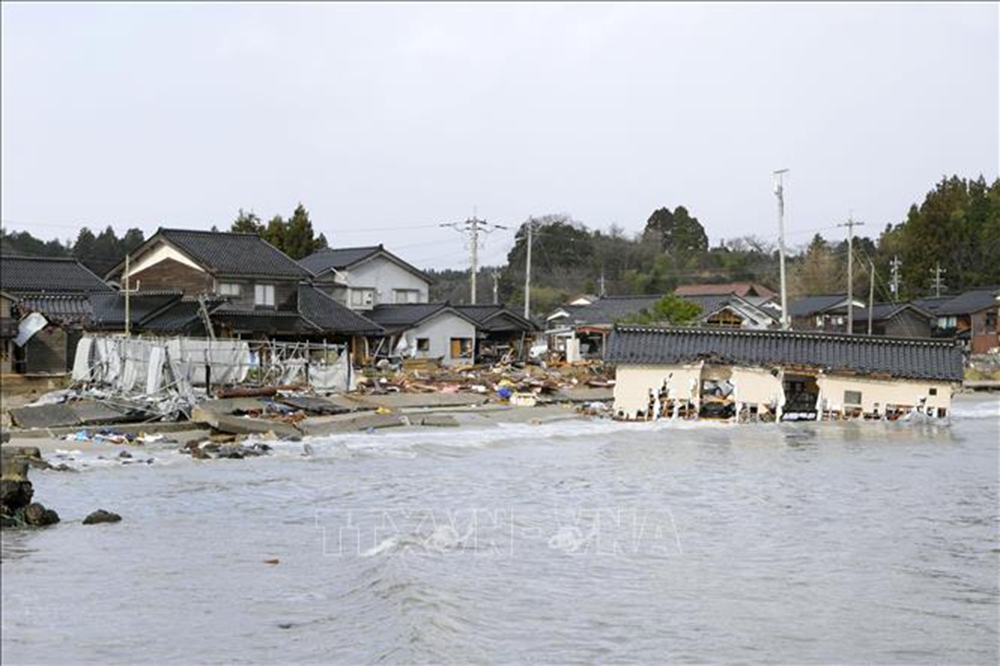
[607,325,963,421]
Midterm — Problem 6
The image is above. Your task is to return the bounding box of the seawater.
[2,397,998,664]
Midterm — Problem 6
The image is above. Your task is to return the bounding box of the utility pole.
[491,268,500,305]
[890,255,902,301]
[124,254,131,338]
[773,169,790,329]
[838,214,864,333]
[868,260,875,335]
[442,216,507,305]
[523,218,534,319]
[599,269,606,298]
[930,262,946,297]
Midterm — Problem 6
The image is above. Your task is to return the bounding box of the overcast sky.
[2,2,997,268]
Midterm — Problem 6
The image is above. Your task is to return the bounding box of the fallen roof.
[297,284,384,336]
[606,325,963,382]
[1,255,114,294]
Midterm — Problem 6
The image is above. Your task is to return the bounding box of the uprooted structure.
[607,326,964,421]
[61,335,352,421]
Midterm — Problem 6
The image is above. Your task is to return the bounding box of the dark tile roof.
[551,294,733,327]
[88,291,184,329]
[297,285,384,336]
[298,246,381,273]
[211,307,320,336]
[787,295,850,317]
[1,255,113,294]
[551,295,665,326]
[156,229,311,279]
[934,288,1000,316]
[452,305,537,332]
[15,293,94,326]
[607,326,963,382]
[846,302,932,323]
[142,299,225,335]
[300,245,431,283]
[367,303,451,329]
[674,282,776,299]
[910,296,954,313]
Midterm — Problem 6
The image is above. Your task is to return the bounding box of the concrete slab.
[191,408,301,439]
[540,387,614,404]
[9,404,79,429]
[68,400,145,426]
[198,397,271,414]
[301,413,406,436]
[417,414,460,427]
[277,395,352,415]
[352,393,489,410]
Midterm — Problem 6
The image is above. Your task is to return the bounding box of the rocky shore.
[1,445,60,529]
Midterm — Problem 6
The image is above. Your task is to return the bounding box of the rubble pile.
[357,360,615,400]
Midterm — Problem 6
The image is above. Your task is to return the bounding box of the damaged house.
[0,255,115,374]
[607,326,962,422]
[106,228,383,347]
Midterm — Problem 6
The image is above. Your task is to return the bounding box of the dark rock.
[23,502,60,526]
[118,450,133,459]
[0,478,33,510]
[83,509,121,525]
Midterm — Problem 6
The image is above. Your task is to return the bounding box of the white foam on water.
[949,399,1000,421]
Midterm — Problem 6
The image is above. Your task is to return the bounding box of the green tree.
[643,206,709,257]
[230,209,265,236]
[281,204,327,260]
[619,295,703,325]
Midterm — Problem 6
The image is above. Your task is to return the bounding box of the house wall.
[613,363,703,415]
[210,278,299,311]
[884,311,933,338]
[24,325,70,374]
[816,375,953,413]
[970,308,999,353]
[343,257,430,310]
[130,258,213,296]
[614,362,954,417]
[402,312,476,366]
[731,366,784,407]
[0,339,11,374]
[125,243,203,278]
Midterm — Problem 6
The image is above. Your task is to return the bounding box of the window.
[416,338,430,352]
[929,387,938,396]
[254,284,275,307]
[218,282,241,297]
[844,390,863,406]
[986,311,998,330]
[450,337,473,359]
[394,289,421,304]
[938,316,957,329]
[351,289,374,307]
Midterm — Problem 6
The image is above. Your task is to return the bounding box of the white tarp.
[14,312,48,347]
[71,337,94,381]
[71,335,350,397]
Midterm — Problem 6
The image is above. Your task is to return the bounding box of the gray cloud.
[2,2,996,267]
